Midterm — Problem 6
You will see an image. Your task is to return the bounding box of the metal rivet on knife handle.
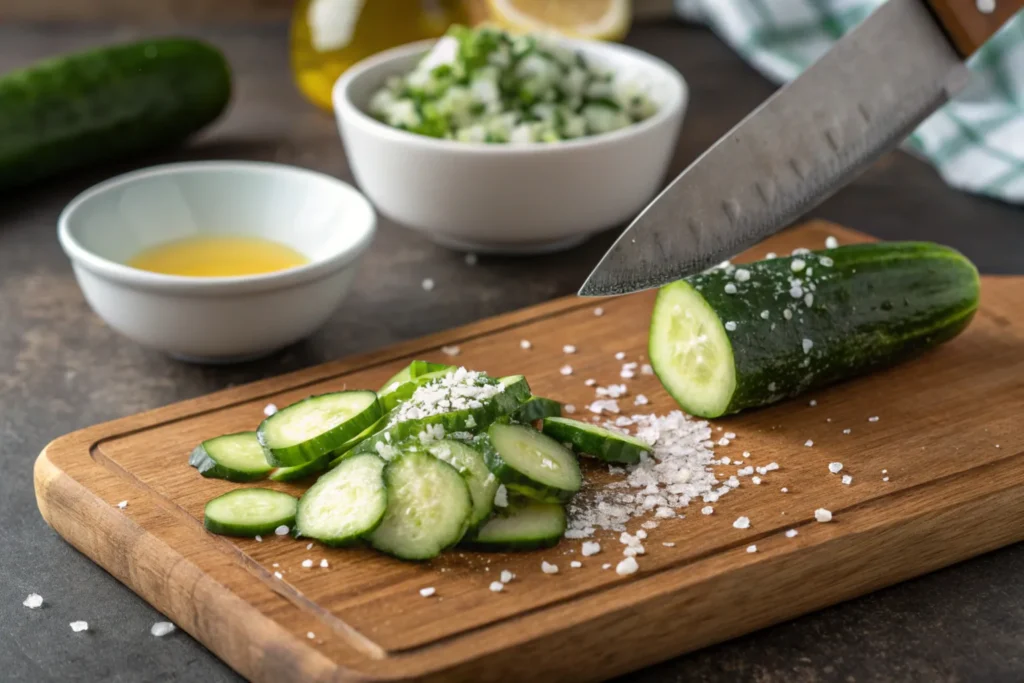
[926,0,1023,57]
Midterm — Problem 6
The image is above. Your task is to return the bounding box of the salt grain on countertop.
[500,570,515,583]
[616,557,639,576]
[441,345,461,356]
[23,593,43,609]
[151,622,176,637]
[828,462,843,474]
[733,516,750,529]
[70,621,89,633]
[275,525,289,536]
[581,542,601,556]
[785,529,798,538]
[489,581,504,593]
[815,508,833,523]
[520,339,532,350]
[563,345,576,354]
[419,587,436,597]
[263,403,278,416]
[541,561,559,574]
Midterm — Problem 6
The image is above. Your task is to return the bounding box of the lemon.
[483,0,632,41]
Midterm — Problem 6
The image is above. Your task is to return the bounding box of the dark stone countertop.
[2,19,1023,683]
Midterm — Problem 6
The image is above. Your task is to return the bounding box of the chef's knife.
[579,0,1022,297]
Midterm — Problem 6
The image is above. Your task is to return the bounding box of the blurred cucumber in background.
[0,38,231,193]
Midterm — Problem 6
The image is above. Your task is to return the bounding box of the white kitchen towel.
[674,0,1024,204]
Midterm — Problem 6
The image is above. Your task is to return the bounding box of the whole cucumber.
[649,242,981,418]
[0,38,231,191]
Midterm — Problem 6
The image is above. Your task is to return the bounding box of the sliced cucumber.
[203,488,298,538]
[512,397,562,423]
[189,431,272,482]
[379,368,455,411]
[462,497,566,551]
[650,243,981,418]
[295,453,387,546]
[377,360,452,393]
[354,374,532,457]
[422,440,498,529]
[257,390,381,467]
[541,417,650,465]
[269,454,330,482]
[326,412,392,469]
[479,423,582,504]
[367,449,473,560]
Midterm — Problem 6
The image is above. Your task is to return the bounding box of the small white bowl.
[334,38,688,255]
[58,161,376,363]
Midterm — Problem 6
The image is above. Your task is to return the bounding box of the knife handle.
[925,0,1022,57]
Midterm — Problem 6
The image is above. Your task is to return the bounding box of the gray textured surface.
[2,20,1023,683]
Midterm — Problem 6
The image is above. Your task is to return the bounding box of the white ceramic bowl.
[58,161,376,363]
[334,38,688,255]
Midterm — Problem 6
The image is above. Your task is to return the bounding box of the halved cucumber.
[479,423,582,504]
[189,431,272,482]
[295,453,388,546]
[650,243,981,418]
[422,440,498,529]
[257,390,381,467]
[367,449,473,560]
[203,488,298,537]
[462,497,566,551]
[541,417,650,465]
[512,397,562,423]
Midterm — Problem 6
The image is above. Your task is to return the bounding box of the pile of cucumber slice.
[191,360,650,560]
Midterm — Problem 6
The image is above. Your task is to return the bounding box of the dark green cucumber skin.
[269,454,330,482]
[327,413,392,469]
[540,417,647,465]
[474,431,579,505]
[257,391,382,467]
[0,38,231,192]
[460,498,566,552]
[512,397,562,424]
[655,242,981,418]
[188,435,270,483]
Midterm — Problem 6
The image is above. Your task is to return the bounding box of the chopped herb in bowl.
[368,24,659,144]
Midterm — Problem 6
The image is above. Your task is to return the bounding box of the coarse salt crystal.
[809,400,817,407]
[500,570,515,583]
[581,542,601,556]
[843,428,852,434]
[842,474,853,485]
[725,432,736,439]
[421,278,435,291]
[785,529,798,538]
[441,345,461,356]
[820,256,834,267]
[825,236,839,249]
[717,437,730,446]
[635,529,647,540]
[70,621,89,633]
[791,259,806,272]
[701,506,714,515]
[301,559,313,568]
[584,378,596,387]
[828,462,843,474]
[780,487,789,493]
[570,561,582,568]
[721,456,732,465]
[815,508,833,523]
[804,293,814,307]
[541,561,559,574]
[255,535,262,542]
[151,622,176,637]
[603,564,612,570]
[743,451,751,458]
[116,500,127,509]
[746,545,757,553]
[23,593,43,609]
[560,365,573,376]
[737,466,754,476]
[802,339,814,354]
[564,404,576,414]
[306,543,313,550]
[263,403,278,416]
[805,440,814,447]
[273,571,283,579]
[320,559,329,568]
[734,268,750,282]
[765,462,779,471]
[766,252,777,259]
[563,344,577,354]
[275,525,290,536]
[760,310,770,320]
[634,395,649,406]
[520,340,532,350]
[882,476,890,482]
[420,587,436,597]
[724,283,738,294]
[616,557,639,576]
[725,321,737,331]
[752,476,762,485]
[882,469,888,474]
[641,364,654,375]
[489,581,504,593]
[594,307,604,317]
[615,352,626,360]
[868,416,879,422]
[307,631,316,640]
[733,516,750,529]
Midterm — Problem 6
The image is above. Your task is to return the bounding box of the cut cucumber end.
[189,432,272,482]
[649,281,737,419]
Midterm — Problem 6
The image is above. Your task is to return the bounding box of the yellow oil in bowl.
[127,235,309,278]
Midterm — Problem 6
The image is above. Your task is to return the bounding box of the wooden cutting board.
[35,220,1024,683]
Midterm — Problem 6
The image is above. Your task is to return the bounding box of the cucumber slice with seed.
[422,440,498,529]
[541,417,650,465]
[462,497,566,551]
[189,431,272,482]
[367,449,473,560]
[203,488,298,537]
[257,390,381,467]
[479,423,581,504]
[295,453,387,546]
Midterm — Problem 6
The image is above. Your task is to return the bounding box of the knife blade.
[579,0,974,297]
